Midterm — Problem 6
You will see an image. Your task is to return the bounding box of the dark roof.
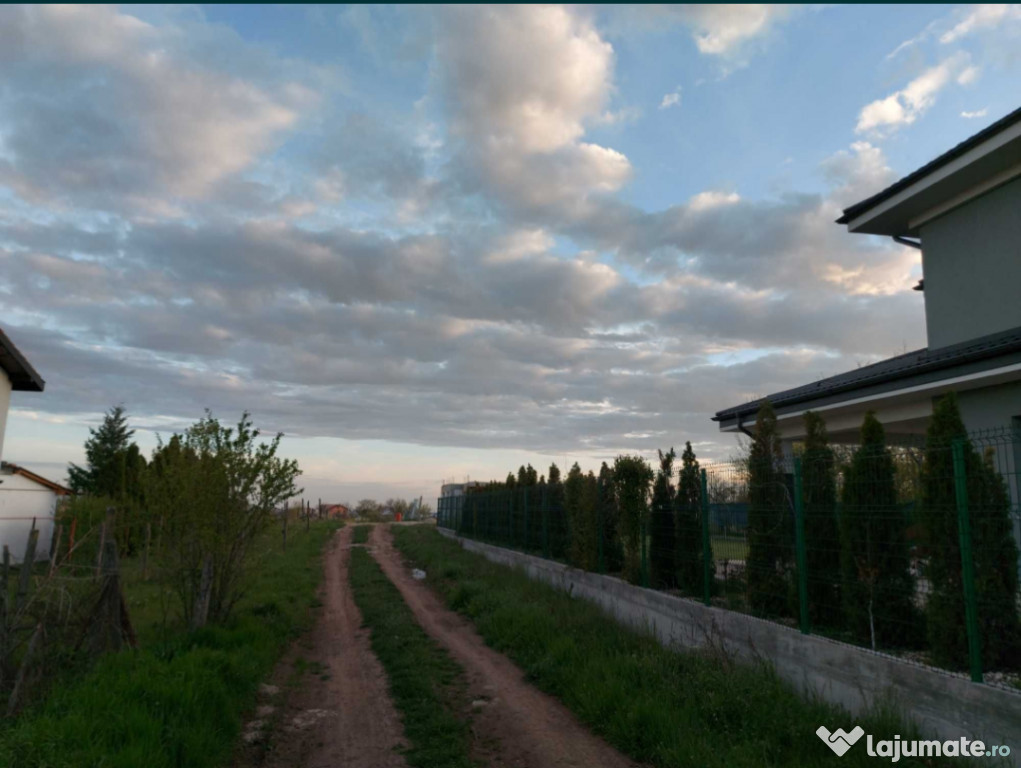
[0,328,44,392]
[713,325,1021,423]
[837,104,1021,225]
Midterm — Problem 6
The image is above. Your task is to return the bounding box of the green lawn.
[348,547,474,768]
[0,519,341,768]
[393,526,961,768]
[352,524,372,544]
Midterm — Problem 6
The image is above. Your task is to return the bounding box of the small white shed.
[0,462,71,563]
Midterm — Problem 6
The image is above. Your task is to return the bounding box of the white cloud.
[856,53,970,135]
[659,88,682,110]
[660,4,793,56]
[961,108,989,119]
[687,190,740,211]
[940,4,1021,44]
[956,65,981,85]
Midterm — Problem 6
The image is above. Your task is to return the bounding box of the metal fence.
[438,427,1021,685]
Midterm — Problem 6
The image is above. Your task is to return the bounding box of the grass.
[352,524,372,544]
[393,526,964,768]
[347,546,474,768]
[0,519,342,768]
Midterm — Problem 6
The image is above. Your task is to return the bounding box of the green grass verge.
[352,524,372,544]
[0,520,342,768]
[348,546,474,768]
[394,526,961,768]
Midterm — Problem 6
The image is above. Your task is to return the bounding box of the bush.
[840,412,920,649]
[920,394,1021,669]
[565,464,599,570]
[612,455,654,584]
[746,402,793,618]
[675,442,706,596]
[800,412,842,629]
[649,448,677,589]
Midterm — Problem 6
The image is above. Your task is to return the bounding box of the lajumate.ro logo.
[816,725,1012,761]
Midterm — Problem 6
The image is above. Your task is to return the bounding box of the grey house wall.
[437,530,1021,754]
[921,176,1021,350]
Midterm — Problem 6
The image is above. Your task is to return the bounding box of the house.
[0,328,48,562]
[0,328,45,462]
[714,106,1021,451]
[0,462,72,563]
[320,503,351,519]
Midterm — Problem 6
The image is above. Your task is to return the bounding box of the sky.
[2,4,1020,505]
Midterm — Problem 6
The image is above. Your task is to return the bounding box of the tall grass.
[393,526,964,768]
[348,547,473,768]
[0,520,341,768]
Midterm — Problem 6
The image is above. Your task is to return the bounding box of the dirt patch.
[370,525,638,768]
[236,526,408,768]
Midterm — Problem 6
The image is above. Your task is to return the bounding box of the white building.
[0,463,71,563]
[0,327,49,562]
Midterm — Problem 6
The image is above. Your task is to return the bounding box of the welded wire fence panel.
[439,427,1021,682]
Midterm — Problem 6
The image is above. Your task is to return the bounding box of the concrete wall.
[0,469,56,563]
[0,369,10,463]
[439,530,1021,752]
[921,177,1021,350]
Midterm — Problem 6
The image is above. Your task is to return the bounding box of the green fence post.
[641,518,649,588]
[597,482,605,574]
[792,457,810,635]
[952,439,983,683]
[523,487,529,553]
[700,468,712,607]
[542,484,550,559]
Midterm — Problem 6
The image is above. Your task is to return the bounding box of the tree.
[675,441,706,595]
[840,412,919,649]
[612,454,654,584]
[920,393,1020,669]
[147,412,302,626]
[68,405,143,499]
[547,462,567,559]
[565,463,598,570]
[355,499,384,522]
[746,401,793,618]
[649,448,677,589]
[598,462,622,573]
[800,412,841,628]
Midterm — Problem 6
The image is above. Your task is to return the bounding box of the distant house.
[0,463,72,563]
[714,107,1021,449]
[320,503,351,519]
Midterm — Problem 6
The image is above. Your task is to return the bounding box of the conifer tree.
[801,412,841,628]
[841,412,919,649]
[612,454,654,584]
[920,394,1020,669]
[675,441,707,595]
[650,448,677,588]
[68,405,143,499]
[598,461,623,573]
[746,401,793,617]
[547,462,567,559]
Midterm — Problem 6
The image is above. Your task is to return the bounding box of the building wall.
[0,470,57,563]
[920,177,1021,349]
[0,369,10,462]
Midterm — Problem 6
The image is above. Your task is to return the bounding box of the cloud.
[660,88,682,110]
[638,4,794,57]
[961,108,989,119]
[939,4,1021,44]
[0,5,313,213]
[856,53,970,135]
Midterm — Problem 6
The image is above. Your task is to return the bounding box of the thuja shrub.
[675,442,706,596]
[612,455,654,584]
[649,448,677,589]
[920,394,1021,670]
[800,412,842,629]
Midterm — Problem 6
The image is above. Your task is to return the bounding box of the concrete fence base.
[438,529,1020,752]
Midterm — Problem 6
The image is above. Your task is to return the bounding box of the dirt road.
[251,526,408,768]
[369,525,638,768]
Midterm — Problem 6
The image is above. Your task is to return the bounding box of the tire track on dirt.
[369,525,638,768]
[245,526,408,768]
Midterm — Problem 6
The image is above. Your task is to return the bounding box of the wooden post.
[282,514,288,551]
[6,622,42,716]
[48,526,63,578]
[68,517,77,562]
[318,497,322,520]
[15,529,39,617]
[306,501,310,532]
[95,511,112,580]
